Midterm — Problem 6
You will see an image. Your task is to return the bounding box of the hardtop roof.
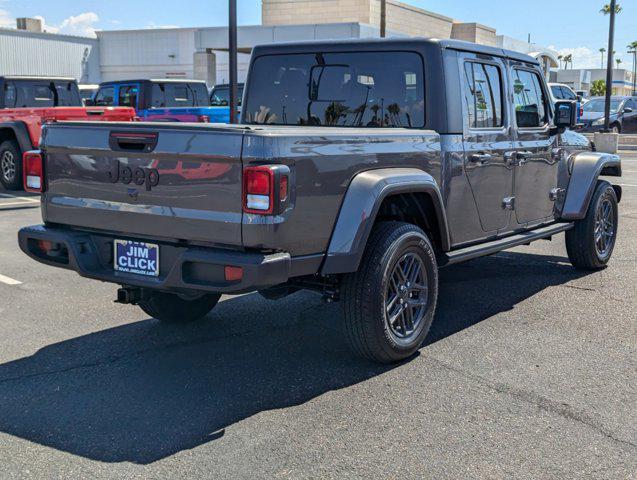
[250,37,539,65]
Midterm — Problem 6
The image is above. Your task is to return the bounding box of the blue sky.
[1,0,635,69]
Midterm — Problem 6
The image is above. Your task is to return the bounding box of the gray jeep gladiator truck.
[19,38,622,363]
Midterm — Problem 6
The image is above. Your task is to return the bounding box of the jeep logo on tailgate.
[107,160,159,191]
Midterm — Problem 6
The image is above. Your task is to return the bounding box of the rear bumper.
[18,225,292,294]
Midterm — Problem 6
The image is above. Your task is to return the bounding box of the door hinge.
[502,196,515,210]
[549,187,565,202]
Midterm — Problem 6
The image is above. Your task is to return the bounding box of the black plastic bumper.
[18,225,291,294]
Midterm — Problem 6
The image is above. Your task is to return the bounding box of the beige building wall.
[262,0,501,45]
[451,22,497,46]
[369,0,453,38]
[262,0,454,38]
[262,0,373,26]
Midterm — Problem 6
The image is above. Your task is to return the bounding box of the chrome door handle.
[514,150,534,166]
[469,153,493,163]
[504,151,517,167]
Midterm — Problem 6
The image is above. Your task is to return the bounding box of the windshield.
[583,99,621,113]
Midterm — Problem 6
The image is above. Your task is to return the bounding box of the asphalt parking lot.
[0,154,635,479]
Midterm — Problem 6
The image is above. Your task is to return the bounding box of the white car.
[548,83,583,121]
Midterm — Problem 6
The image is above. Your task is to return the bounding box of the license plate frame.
[114,239,160,277]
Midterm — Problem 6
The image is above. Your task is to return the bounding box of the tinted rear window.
[4,80,81,107]
[244,52,425,127]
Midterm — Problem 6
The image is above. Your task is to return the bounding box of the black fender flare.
[0,121,34,154]
[320,168,450,275]
[561,151,622,220]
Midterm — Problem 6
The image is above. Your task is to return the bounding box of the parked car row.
[86,79,244,124]
[0,75,136,189]
[0,75,247,190]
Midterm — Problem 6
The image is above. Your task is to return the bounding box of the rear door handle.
[516,150,534,165]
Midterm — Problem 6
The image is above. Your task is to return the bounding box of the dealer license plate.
[114,240,159,277]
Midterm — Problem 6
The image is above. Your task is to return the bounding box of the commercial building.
[0,0,559,87]
[0,20,99,83]
[552,68,636,96]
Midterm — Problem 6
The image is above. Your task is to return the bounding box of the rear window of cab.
[244,51,425,128]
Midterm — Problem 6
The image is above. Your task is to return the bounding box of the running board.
[441,222,574,266]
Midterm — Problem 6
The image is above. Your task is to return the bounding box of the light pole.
[603,0,616,133]
[229,0,238,124]
[630,48,637,95]
[380,0,386,38]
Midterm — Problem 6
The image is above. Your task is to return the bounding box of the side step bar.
[440,222,574,266]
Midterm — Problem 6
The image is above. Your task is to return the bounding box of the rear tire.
[0,140,22,190]
[565,180,618,270]
[139,291,221,323]
[342,221,438,364]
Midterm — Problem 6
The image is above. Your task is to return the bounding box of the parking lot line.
[0,201,40,208]
[0,274,22,286]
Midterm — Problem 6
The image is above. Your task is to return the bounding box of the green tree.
[599,47,606,68]
[563,54,573,69]
[557,54,563,69]
[615,58,622,68]
[590,79,606,96]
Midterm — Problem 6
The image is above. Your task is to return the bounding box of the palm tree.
[599,47,606,68]
[563,54,573,69]
[615,58,622,68]
[557,54,563,69]
[600,3,622,14]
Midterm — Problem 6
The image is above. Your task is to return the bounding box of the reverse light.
[243,165,291,215]
[23,151,44,193]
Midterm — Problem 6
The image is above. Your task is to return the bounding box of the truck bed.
[40,121,442,255]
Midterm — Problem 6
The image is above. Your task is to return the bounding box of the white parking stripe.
[618,184,637,187]
[0,274,22,286]
[0,201,39,207]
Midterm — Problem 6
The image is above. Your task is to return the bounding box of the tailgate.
[41,122,245,247]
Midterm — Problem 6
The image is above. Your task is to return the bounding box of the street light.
[380,0,386,38]
[603,0,617,133]
[629,48,637,95]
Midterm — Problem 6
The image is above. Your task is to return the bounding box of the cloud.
[34,12,99,37]
[550,45,632,70]
[145,21,180,29]
[0,8,14,28]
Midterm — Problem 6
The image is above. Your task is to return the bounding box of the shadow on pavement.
[0,250,588,464]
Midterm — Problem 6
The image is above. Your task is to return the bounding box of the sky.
[0,0,635,69]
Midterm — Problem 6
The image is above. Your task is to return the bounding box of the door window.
[512,69,548,128]
[94,87,115,106]
[463,62,503,128]
[118,85,139,108]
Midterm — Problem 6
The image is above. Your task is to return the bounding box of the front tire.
[565,180,618,270]
[0,140,22,190]
[342,222,438,364]
[139,291,221,323]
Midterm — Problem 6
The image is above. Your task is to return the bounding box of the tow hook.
[115,287,144,305]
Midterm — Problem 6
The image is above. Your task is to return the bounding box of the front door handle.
[468,153,493,163]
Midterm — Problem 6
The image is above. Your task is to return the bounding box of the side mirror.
[623,107,633,113]
[554,100,576,130]
[576,94,583,102]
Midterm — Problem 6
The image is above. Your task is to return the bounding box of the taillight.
[23,151,44,193]
[243,165,290,215]
[197,115,210,123]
